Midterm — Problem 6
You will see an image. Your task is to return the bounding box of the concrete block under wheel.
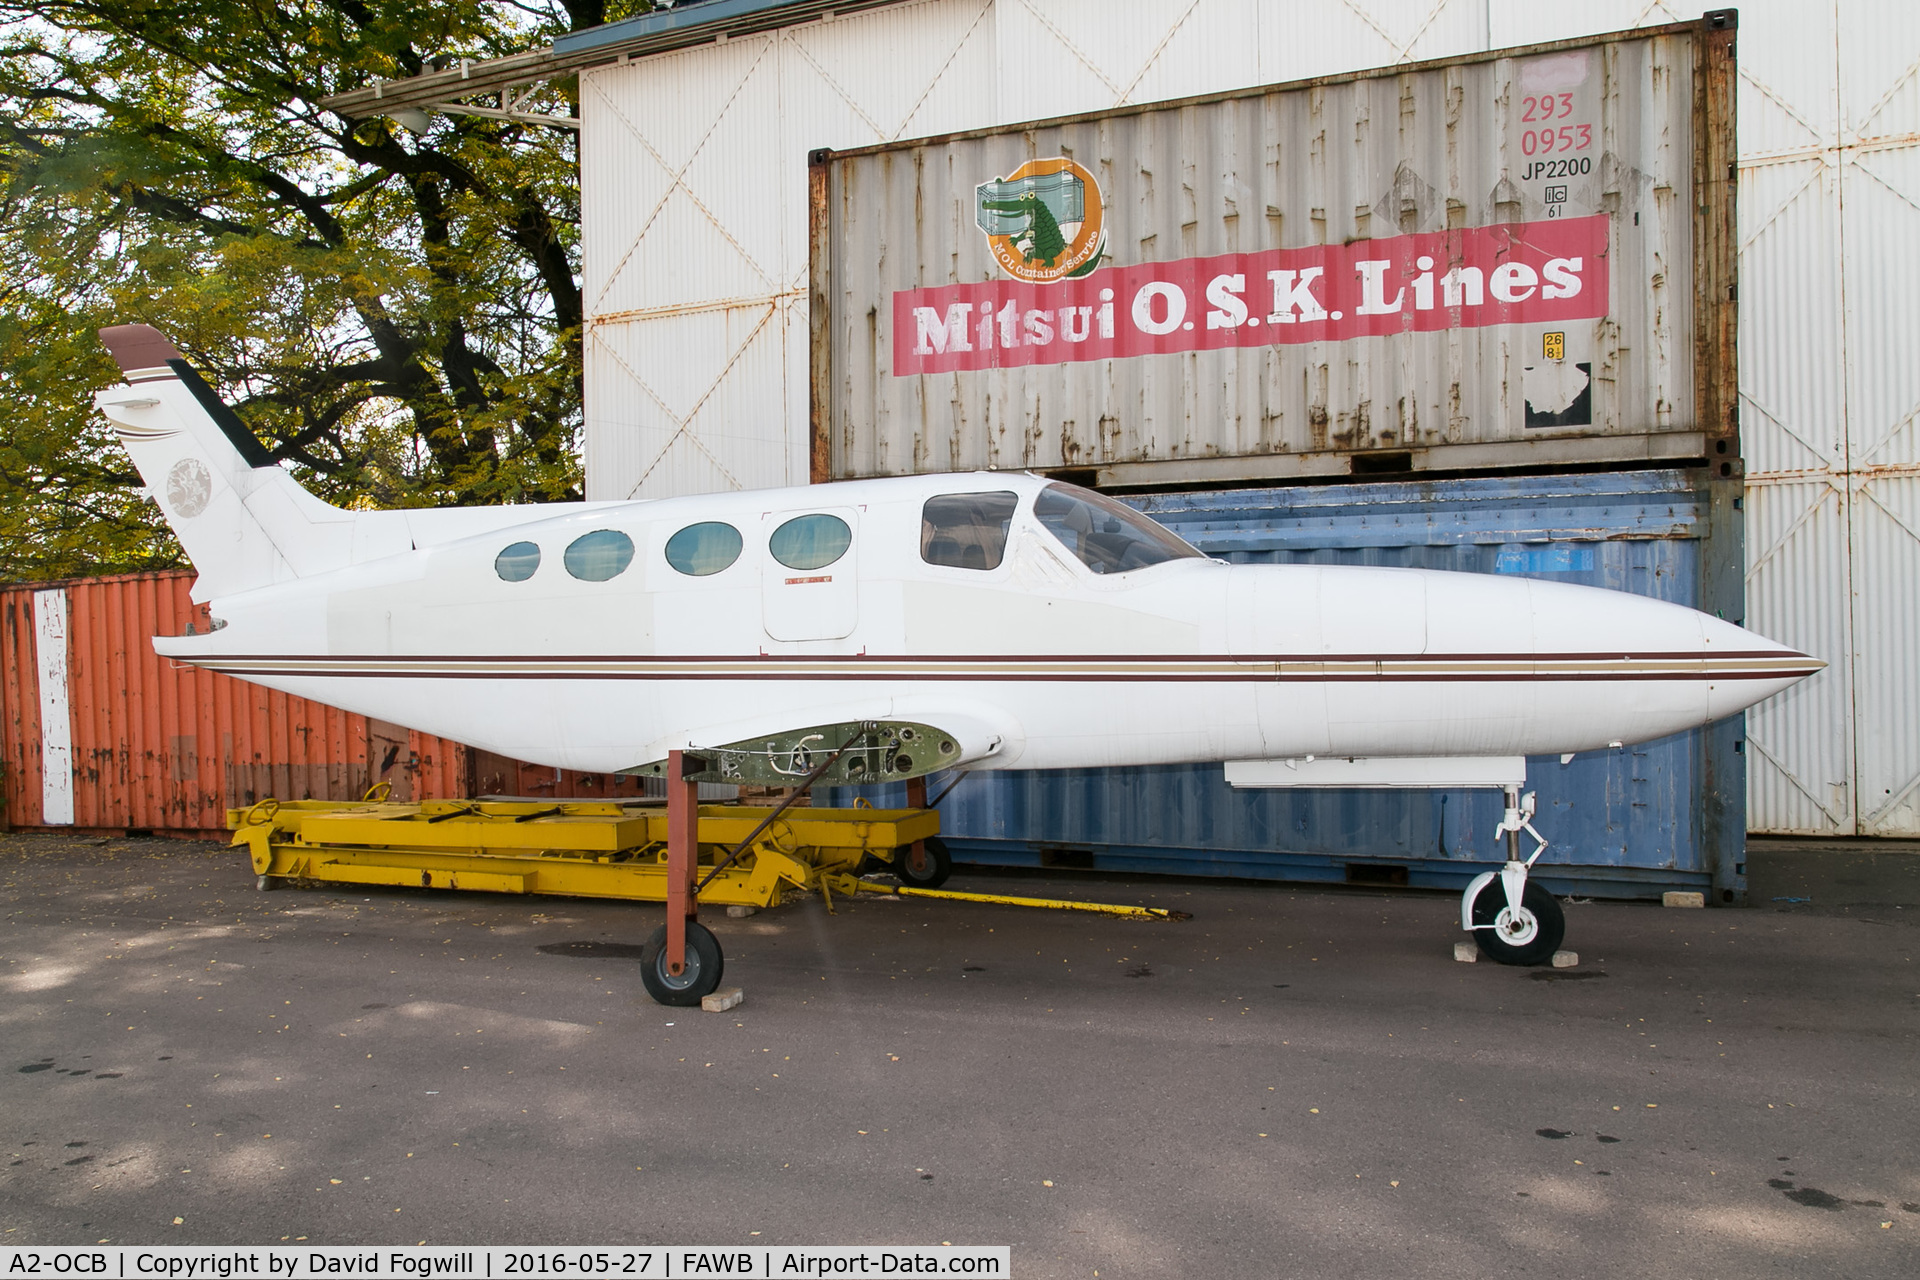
[1551,950,1579,968]
[701,987,744,1013]
[1453,942,1478,963]
[1663,891,1706,908]
[725,905,757,918]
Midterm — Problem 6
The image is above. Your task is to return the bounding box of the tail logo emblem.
[166,458,213,518]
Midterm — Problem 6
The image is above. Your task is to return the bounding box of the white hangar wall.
[576,0,1920,837]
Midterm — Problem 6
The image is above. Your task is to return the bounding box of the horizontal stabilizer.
[1225,756,1526,789]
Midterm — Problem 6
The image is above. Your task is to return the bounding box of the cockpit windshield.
[1034,483,1205,575]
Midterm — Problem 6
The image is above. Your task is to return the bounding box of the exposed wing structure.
[627,702,1022,785]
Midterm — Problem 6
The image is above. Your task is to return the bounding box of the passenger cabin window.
[1034,482,1204,575]
[494,541,540,582]
[921,491,1018,571]
[770,513,851,571]
[563,529,635,582]
[665,522,743,576]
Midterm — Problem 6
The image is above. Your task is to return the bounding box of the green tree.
[0,0,647,582]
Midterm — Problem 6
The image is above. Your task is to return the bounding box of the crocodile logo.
[976,157,1107,283]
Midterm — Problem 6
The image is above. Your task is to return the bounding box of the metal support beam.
[664,749,701,976]
[903,775,930,879]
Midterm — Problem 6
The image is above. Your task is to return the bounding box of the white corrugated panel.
[1838,0,1920,833]
[33,589,74,826]
[1736,0,1920,835]
[580,33,795,495]
[1852,472,1920,834]
[1261,0,1489,79]
[992,0,1263,120]
[582,0,998,500]
[778,0,997,148]
[1744,476,1856,833]
[1729,1,1850,834]
[1489,1,1688,49]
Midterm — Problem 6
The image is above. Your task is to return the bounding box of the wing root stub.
[627,720,965,787]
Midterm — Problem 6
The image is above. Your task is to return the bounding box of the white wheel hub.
[1493,904,1540,947]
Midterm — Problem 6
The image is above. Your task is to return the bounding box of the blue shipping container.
[835,469,1744,901]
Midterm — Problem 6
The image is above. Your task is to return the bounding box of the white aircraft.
[96,324,1819,996]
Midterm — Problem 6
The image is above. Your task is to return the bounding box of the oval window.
[769,513,851,571]
[665,522,744,576]
[563,529,635,582]
[494,541,540,582]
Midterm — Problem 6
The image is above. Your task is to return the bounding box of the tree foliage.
[0,0,646,581]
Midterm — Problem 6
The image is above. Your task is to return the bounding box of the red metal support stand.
[665,749,700,976]
[905,774,929,876]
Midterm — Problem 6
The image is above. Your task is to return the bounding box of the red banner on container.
[892,215,1608,376]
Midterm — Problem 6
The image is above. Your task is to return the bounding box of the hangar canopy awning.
[317,0,909,128]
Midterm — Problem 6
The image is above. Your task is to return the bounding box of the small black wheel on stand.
[639,920,725,1006]
[893,836,953,889]
[1470,879,1565,966]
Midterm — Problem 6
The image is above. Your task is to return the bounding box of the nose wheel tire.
[639,921,725,1006]
[1471,880,1565,966]
[893,836,953,889]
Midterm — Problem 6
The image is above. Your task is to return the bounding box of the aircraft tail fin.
[96,325,357,601]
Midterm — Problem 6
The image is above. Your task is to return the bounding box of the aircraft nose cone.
[1700,615,1823,720]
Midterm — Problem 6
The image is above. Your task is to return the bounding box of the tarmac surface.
[3,830,1917,1278]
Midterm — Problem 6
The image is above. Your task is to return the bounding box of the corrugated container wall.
[812,20,1732,488]
[0,573,671,835]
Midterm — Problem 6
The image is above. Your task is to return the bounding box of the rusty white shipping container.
[0,573,664,836]
[810,15,1737,488]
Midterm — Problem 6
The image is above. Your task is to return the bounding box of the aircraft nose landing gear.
[1461,785,1565,965]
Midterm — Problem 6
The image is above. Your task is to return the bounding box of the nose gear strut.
[1460,784,1565,965]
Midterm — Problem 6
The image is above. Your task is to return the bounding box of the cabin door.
[761,507,860,642]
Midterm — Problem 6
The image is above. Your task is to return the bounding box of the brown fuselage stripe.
[197,672,1815,683]
[190,652,1819,684]
[187,650,1812,664]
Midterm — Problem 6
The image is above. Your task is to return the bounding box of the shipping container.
[809,14,1738,489]
[833,468,1744,901]
[0,572,667,837]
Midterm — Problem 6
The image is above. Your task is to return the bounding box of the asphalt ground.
[3,831,1917,1279]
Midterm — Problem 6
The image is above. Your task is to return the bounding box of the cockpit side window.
[921,491,1018,571]
[1034,482,1204,575]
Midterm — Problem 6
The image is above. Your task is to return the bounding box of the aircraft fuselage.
[156,471,1816,777]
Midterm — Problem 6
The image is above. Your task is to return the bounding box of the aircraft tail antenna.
[93,325,355,601]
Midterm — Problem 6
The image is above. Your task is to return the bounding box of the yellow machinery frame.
[229,798,936,909]
[227,796,1186,923]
